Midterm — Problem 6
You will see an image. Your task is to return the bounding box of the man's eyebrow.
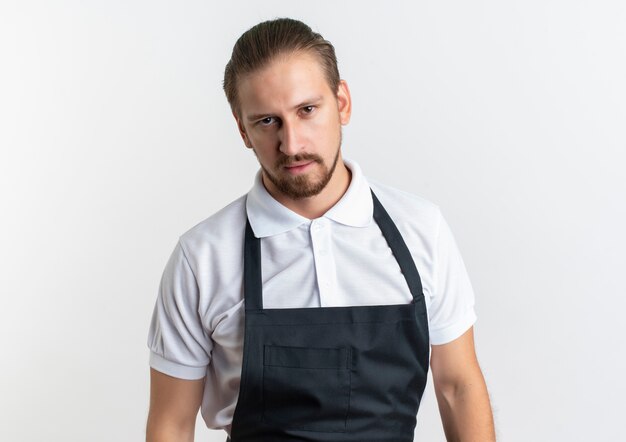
[246,96,324,122]
[293,95,323,109]
[247,112,271,122]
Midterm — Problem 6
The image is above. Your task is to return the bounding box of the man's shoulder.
[178,193,248,252]
[368,179,442,224]
[366,179,443,264]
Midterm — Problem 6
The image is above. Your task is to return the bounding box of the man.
[146,18,495,442]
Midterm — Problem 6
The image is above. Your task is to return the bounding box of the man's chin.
[262,161,334,200]
[275,179,325,200]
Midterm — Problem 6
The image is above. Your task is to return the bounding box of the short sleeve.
[147,240,212,379]
[427,209,478,345]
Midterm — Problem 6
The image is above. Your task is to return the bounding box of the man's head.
[223,18,340,117]
[223,18,352,202]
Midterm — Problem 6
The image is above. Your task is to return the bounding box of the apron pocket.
[262,345,351,432]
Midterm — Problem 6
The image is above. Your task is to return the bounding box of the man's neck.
[263,161,352,220]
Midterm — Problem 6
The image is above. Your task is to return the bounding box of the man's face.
[235,50,351,200]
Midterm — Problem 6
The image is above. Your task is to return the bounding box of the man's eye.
[259,117,275,126]
[301,106,314,114]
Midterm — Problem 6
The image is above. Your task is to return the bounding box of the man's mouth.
[284,161,314,174]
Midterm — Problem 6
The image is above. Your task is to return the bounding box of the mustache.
[276,153,323,168]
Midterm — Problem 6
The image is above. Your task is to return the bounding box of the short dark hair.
[223,18,340,115]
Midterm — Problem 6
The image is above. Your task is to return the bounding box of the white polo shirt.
[147,158,477,433]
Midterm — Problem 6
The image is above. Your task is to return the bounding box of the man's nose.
[278,120,304,156]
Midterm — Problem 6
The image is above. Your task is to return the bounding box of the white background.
[1,1,625,441]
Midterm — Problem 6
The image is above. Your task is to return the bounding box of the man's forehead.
[237,51,333,116]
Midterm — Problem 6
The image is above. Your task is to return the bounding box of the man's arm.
[430,326,495,441]
[146,368,205,442]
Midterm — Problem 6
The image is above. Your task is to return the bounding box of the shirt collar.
[246,158,374,238]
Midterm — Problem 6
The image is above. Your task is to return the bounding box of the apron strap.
[370,189,424,304]
[244,218,263,310]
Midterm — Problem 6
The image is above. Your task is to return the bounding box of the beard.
[258,143,341,200]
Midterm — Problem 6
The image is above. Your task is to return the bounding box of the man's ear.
[233,111,253,149]
[336,80,352,126]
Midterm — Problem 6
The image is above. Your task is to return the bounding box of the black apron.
[228,190,430,441]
